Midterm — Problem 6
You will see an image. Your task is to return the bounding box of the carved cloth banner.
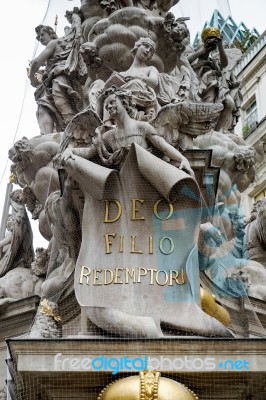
[70,144,202,321]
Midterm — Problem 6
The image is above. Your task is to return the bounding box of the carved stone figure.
[244,198,266,267]
[10,187,43,220]
[31,247,49,277]
[194,131,256,239]
[4,0,265,343]
[0,267,44,310]
[198,220,266,303]
[0,200,34,277]
[58,84,231,337]
[8,135,61,240]
[29,24,84,134]
[188,27,241,132]
[63,7,88,80]
[61,88,193,175]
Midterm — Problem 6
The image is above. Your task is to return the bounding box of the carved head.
[233,146,255,171]
[104,87,135,118]
[64,7,82,24]
[8,137,31,163]
[35,25,58,45]
[132,37,156,61]
[31,247,49,277]
[171,21,189,43]
[10,189,25,205]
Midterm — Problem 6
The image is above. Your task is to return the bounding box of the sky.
[0,0,265,247]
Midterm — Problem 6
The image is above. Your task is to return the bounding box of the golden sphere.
[98,371,198,399]
[201,27,221,42]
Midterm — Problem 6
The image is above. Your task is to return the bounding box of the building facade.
[233,31,266,216]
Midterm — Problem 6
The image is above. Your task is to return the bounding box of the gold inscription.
[79,266,187,286]
[153,199,174,220]
[104,200,122,223]
[104,233,116,254]
[131,199,145,220]
[130,235,143,254]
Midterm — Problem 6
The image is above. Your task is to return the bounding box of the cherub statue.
[188,27,237,132]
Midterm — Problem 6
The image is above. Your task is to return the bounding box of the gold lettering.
[137,268,147,282]
[131,199,145,220]
[159,237,174,254]
[104,200,122,223]
[170,269,186,285]
[104,233,116,254]
[119,235,124,253]
[114,268,124,284]
[130,235,143,254]
[79,265,91,285]
[153,199,174,220]
[104,269,114,285]
[155,270,169,286]
[147,268,157,285]
[125,268,136,283]
[93,269,102,285]
[149,236,153,254]
[177,269,186,285]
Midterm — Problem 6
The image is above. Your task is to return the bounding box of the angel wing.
[151,101,224,149]
[60,108,103,153]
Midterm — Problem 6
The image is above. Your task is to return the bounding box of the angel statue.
[61,88,193,175]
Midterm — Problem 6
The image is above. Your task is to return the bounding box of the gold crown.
[201,27,221,42]
[97,371,199,400]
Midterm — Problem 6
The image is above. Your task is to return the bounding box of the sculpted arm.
[29,40,57,85]
[0,232,12,250]
[146,127,194,176]
[61,145,97,165]
[217,40,228,69]
[187,44,208,64]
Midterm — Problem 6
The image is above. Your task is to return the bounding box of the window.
[242,100,258,138]
[254,188,266,203]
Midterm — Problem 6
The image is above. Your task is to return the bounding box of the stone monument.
[2,0,266,398]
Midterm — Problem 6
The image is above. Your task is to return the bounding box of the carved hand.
[60,149,75,165]
[179,157,195,177]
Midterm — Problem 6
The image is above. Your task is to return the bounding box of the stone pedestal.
[0,296,39,393]
[6,337,266,399]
